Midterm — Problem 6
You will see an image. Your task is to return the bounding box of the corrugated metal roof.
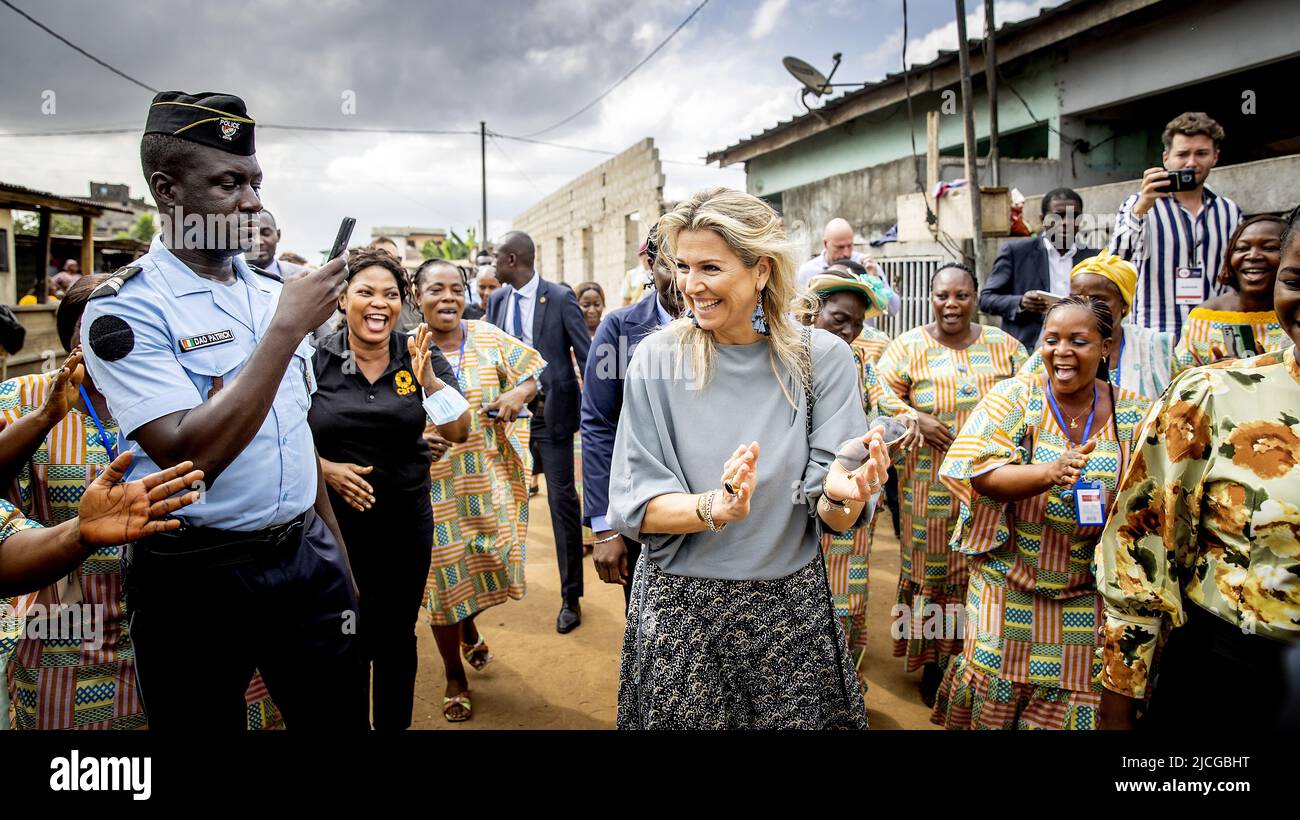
[706,0,1102,163]
[0,181,133,214]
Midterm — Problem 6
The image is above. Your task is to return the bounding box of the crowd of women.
[0,186,1296,731]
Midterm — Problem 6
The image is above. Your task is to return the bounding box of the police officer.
[79,91,367,730]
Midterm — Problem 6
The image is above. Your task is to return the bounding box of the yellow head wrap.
[1069,253,1138,308]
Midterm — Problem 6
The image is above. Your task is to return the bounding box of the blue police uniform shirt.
[80,237,318,531]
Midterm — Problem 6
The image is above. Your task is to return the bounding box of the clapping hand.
[825,428,889,503]
[713,441,760,525]
[408,323,445,392]
[77,452,203,547]
[39,348,85,424]
[1045,439,1096,486]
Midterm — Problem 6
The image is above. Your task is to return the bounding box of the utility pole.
[984,0,1000,186]
[480,121,488,252]
[955,0,984,281]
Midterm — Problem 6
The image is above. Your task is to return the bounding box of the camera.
[1166,167,1197,192]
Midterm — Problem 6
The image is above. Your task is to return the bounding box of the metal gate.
[875,256,943,339]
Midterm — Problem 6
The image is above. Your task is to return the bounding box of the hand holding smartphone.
[327,217,356,263]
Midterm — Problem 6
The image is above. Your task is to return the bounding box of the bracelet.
[820,476,852,514]
[593,533,621,545]
[702,490,726,533]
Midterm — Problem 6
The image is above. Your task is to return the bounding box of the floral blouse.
[1095,346,1300,699]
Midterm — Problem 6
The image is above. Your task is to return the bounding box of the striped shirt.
[1108,185,1241,337]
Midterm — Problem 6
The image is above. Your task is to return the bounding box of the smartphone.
[486,407,532,419]
[1221,324,1259,359]
[1166,168,1197,192]
[1026,289,1062,305]
[326,217,356,263]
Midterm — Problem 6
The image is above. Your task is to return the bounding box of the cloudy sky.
[0,0,1063,260]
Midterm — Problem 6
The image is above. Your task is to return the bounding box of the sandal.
[442,692,472,722]
[460,636,493,671]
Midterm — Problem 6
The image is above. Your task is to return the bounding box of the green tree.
[13,212,84,235]
[129,212,156,243]
[420,227,477,261]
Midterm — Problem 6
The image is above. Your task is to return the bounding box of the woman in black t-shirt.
[309,247,469,730]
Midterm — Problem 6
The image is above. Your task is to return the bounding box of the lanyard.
[78,385,116,460]
[1045,381,1097,444]
[1113,333,1125,382]
[451,321,467,387]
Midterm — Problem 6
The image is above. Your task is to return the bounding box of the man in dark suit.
[980,188,1096,350]
[581,231,681,612]
[488,231,592,633]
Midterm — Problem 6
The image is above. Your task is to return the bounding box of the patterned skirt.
[616,551,868,730]
[821,521,876,682]
[892,513,968,673]
[931,652,1100,731]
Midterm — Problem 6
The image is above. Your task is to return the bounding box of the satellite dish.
[783,56,830,97]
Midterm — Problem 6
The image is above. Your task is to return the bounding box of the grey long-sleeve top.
[608,325,873,581]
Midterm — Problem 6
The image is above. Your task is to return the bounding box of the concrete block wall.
[511,138,665,302]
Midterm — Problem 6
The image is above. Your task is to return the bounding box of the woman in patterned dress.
[1170,215,1289,379]
[416,260,546,722]
[0,457,205,729]
[877,262,1028,705]
[0,277,280,730]
[933,296,1152,729]
[1095,210,1300,730]
[1019,255,1174,400]
[800,267,920,680]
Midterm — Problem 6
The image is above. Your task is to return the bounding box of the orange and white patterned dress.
[1170,306,1291,379]
[424,320,546,625]
[820,334,913,679]
[877,325,1028,673]
[0,374,281,729]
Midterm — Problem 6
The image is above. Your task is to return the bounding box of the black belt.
[132,512,308,569]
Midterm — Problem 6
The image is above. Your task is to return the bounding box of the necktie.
[511,291,524,340]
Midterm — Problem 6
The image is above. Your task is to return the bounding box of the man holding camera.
[1108,112,1241,336]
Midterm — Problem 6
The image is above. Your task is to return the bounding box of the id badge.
[1174,266,1204,305]
[1074,480,1106,526]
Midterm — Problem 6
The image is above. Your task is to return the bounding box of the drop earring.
[686,307,700,328]
[751,298,770,336]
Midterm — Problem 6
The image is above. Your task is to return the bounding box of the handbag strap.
[803,325,815,438]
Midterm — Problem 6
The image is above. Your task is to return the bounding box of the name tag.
[178,329,235,352]
[1174,266,1204,305]
[1074,480,1106,526]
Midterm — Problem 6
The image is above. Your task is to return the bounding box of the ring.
[723,480,738,495]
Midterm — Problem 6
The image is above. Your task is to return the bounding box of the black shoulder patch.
[88,265,143,300]
[88,315,135,362]
[251,264,283,283]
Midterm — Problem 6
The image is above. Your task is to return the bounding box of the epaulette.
[251,264,283,284]
[88,265,143,300]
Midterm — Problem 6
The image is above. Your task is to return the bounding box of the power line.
[262,123,477,136]
[488,135,547,198]
[0,0,158,94]
[490,131,711,168]
[499,0,711,140]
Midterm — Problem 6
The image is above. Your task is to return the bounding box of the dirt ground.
[412,486,937,730]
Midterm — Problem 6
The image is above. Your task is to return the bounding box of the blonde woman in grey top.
[608,189,888,729]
